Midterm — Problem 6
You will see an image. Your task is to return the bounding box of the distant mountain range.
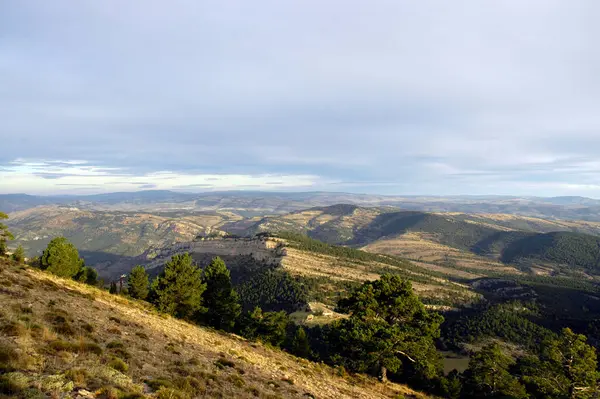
[4,190,600,221]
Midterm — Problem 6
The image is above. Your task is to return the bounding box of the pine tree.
[151,253,206,320]
[12,245,25,263]
[75,266,98,285]
[521,328,598,399]
[333,274,443,381]
[290,326,311,358]
[200,257,241,331]
[238,307,289,347]
[128,265,150,300]
[41,237,84,277]
[109,281,118,294]
[462,343,528,398]
[0,212,14,257]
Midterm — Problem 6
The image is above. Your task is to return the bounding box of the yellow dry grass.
[0,260,431,399]
[361,232,520,276]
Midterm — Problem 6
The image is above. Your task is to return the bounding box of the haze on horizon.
[2,1,600,197]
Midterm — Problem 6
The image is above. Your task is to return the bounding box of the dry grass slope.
[0,259,431,399]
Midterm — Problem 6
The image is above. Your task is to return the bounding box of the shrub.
[156,387,188,399]
[0,320,27,337]
[48,340,76,353]
[146,378,174,391]
[44,311,75,336]
[64,368,89,386]
[214,357,235,369]
[0,345,19,372]
[96,386,120,399]
[11,245,25,263]
[228,374,245,388]
[120,393,147,399]
[79,342,103,355]
[108,357,129,373]
[106,340,124,349]
[0,372,28,396]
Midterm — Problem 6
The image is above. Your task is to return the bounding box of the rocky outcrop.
[101,237,287,277]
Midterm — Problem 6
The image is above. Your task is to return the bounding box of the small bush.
[79,341,103,355]
[0,320,27,337]
[44,311,75,336]
[64,368,89,386]
[228,374,245,388]
[48,340,76,353]
[120,393,147,399]
[108,357,129,373]
[214,357,235,369]
[146,378,174,392]
[156,387,188,399]
[106,341,125,349]
[109,316,121,324]
[81,322,94,333]
[135,331,149,340]
[0,346,19,372]
[96,385,120,399]
[0,372,28,395]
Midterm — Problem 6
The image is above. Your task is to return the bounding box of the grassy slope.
[0,259,429,399]
[276,234,478,308]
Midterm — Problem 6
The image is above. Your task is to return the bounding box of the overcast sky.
[2,1,600,196]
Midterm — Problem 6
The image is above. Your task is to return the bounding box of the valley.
[6,192,600,398]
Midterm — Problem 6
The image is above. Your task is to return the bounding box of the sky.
[2,1,600,196]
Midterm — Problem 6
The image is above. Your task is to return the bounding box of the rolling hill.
[6,190,600,221]
[5,206,243,262]
[238,205,600,276]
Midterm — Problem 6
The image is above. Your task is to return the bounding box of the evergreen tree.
[521,328,598,399]
[290,326,311,358]
[462,343,528,398]
[128,265,150,300]
[109,281,118,294]
[200,257,241,331]
[238,307,289,347]
[151,253,206,320]
[41,237,84,277]
[12,245,25,263]
[0,212,14,257]
[75,266,98,285]
[332,274,444,381]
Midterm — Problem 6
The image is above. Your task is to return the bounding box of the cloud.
[0,159,322,194]
[1,1,600,196]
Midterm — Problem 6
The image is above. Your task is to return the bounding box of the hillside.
[0,259,429,399]
[240,205,600,276]
[6,206,242,262]
[98,235,479,312]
